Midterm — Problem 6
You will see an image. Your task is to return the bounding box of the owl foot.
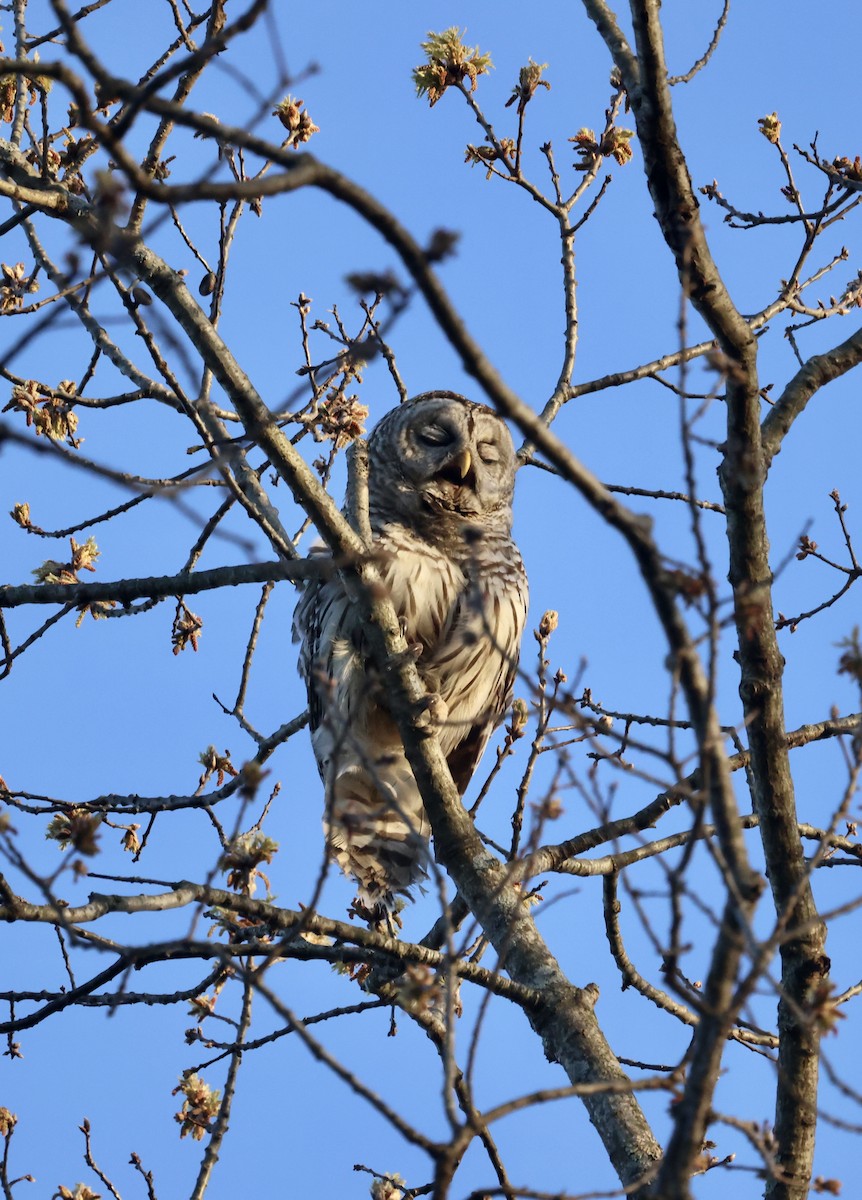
[350,893,403,935]
[413,692,448,732]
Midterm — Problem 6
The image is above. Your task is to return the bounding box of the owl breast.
[375,527,466,653]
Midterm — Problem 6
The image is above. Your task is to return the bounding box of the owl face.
[367,394,518,535]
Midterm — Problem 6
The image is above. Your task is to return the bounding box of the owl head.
[366,392,518,540]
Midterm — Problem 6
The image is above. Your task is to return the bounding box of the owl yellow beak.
[452,449,472,479]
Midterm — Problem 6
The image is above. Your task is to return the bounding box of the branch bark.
[762,324,862,470]
[0,560,322,609]
[582,3,829,1194]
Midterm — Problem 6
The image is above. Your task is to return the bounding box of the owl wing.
[293,558,357,749]
[293,538,460,923]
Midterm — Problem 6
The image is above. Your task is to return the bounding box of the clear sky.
[1,2,861,1196]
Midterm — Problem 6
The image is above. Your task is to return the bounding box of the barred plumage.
[293,393,528,925]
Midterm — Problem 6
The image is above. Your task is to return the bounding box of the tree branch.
[600,3,828,1194]
[0,560,323,609]
[762,323,862,470]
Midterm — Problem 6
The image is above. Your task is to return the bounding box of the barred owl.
[294,393,528,926]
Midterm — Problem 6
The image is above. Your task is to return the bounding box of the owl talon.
[350,895,403,934]
[397,618,423,657]
[414,692,448,732]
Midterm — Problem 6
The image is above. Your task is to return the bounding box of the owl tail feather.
[326,763,429,930]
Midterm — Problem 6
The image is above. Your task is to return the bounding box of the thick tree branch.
[593,4,828,1195]
[0,882,539,1013]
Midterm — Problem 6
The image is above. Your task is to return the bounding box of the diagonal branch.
[762,323,862,470]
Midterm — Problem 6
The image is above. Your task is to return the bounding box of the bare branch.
[0,559,324,610]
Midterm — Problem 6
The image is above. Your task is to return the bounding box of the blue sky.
[1,2,861,1196]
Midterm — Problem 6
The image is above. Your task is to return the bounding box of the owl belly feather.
[376,530,466,652]
[380,527,528,770]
